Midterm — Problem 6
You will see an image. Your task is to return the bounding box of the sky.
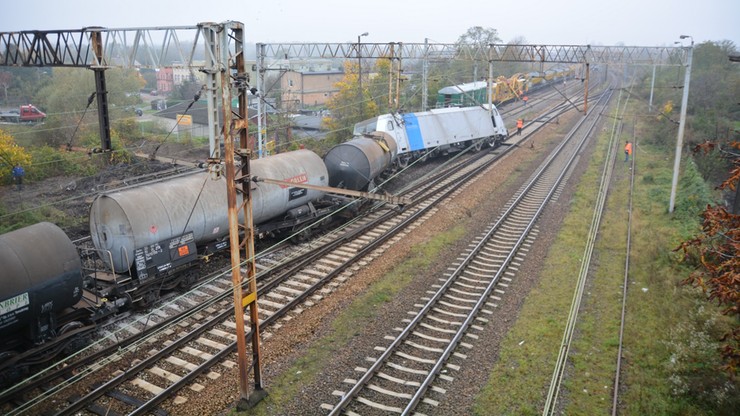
[0,0,738,47]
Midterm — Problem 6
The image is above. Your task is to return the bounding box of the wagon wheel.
[473,140,484,152]
[290,226,312,244]
[396,156,409,169]
[178,270,199,290]
[135,289,159,308]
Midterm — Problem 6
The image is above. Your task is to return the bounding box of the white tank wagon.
[89,149,329,273]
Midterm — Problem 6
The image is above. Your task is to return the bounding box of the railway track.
[1,88,590,416]
[323,87,614,415]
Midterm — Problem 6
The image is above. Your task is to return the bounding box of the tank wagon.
[324,131,398,190]
[89,149,340,302]
[0,222,83,346]
[324,105,508,191]
[0,149,354,384]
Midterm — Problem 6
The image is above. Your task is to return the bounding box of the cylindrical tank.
[89,149,328,272]
[0,222,83,337]
[324,132,398,191]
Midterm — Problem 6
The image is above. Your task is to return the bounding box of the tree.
[322,61,378,146]
[676,141,740,376]
[0,71,11,103]
[453,26,502,84]
[32,67,145,148]
[0,128,32,183]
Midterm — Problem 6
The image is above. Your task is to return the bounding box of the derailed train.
[0,104,508,384]
[0,149,345,384]
[325,104,508,191]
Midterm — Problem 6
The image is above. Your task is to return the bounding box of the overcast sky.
[1,0,738,47]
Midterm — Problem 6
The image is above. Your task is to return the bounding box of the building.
[155,67,173,94]
[155,60,258,99]
[280,69,344,109]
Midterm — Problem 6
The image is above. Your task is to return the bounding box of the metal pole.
[357,32,368,118]
[395,44,402,110]
[669,38,693,213]
[422,38,428,111]
[90,30,112,152]
[487,44,493,115]
[649,65,656,112]
[583,63,590,115]
[388,43,395,110]
[257,43,264,158]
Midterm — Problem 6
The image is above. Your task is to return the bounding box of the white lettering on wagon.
[0,292,29,315]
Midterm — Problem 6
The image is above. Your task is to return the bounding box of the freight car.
[0,222,83,346]
[88,148,346,306]
[0,149,355,386]
[324,105,508,190]
[437,66,577,109]
[436,77,518,107]
[0,222,122,386]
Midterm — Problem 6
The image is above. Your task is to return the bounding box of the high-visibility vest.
[517,119,523,128]
[625,142,632,154]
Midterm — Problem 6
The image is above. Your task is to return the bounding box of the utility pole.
[669,35,694,213]
[211,22,266,410]
[358,32,368,118]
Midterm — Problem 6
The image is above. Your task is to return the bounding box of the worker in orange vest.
[516,118,523,135]
[522,95,529,105]
[624,140,632,162]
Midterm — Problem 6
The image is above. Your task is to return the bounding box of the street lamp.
[669,35,694,213]
[358,32,369,117]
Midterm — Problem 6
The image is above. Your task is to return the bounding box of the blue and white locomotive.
[324,105,508,190]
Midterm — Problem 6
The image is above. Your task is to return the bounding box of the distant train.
[324,105,508,191]
[436,66,576,108]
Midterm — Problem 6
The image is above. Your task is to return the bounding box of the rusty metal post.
[235,29,265,396]
[220,46,251,407]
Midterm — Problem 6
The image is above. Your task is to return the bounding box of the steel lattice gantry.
[253,42,688,148]
[0,22,248,156]
[257,42,687,65]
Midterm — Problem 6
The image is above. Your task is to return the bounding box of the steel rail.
[541,86,621,415]
[328,85,614,416]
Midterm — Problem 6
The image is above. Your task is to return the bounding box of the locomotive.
[324,105,508,190]
[0,104,509,384]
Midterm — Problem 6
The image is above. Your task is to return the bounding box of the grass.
[239,225,467,415]
[472,103,739,415]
